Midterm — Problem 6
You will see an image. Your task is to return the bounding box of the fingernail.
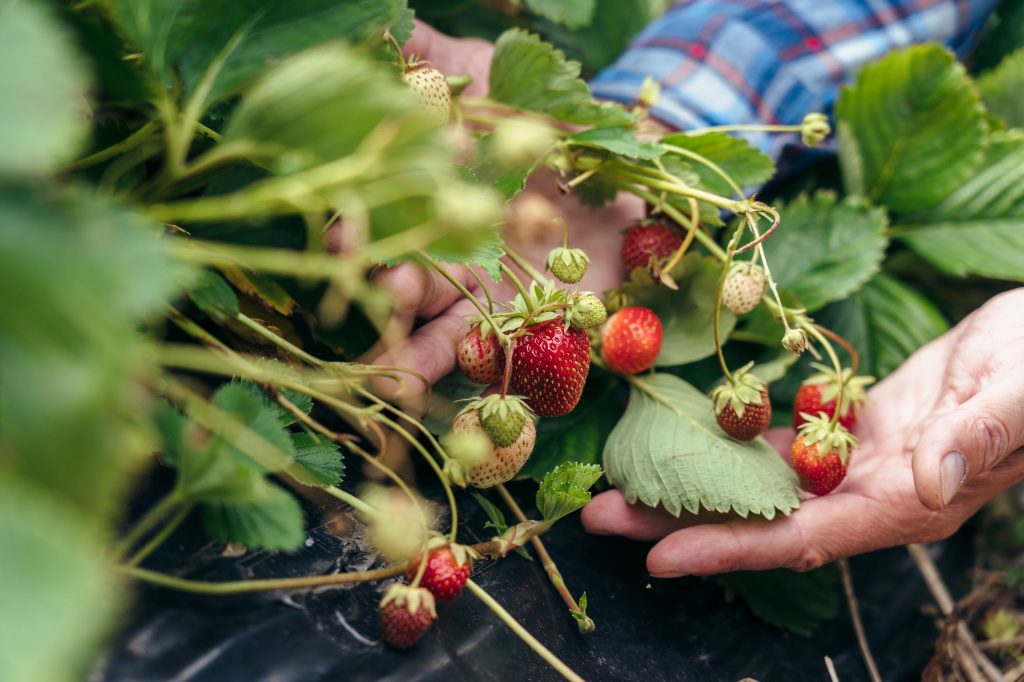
[941,452,965,506]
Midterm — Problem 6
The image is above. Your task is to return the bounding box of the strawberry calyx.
[545,246,590,284]
[497,280,569,334]
[380,583,438,619]
[794,414,859,466]
[413,536,481,572]
[801,363,875,419]
[460,394,533,447]
[709,362,767,420]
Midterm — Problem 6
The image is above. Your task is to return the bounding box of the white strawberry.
[722,262,766,315]
[452,408,536,488]
[402,62,451,122]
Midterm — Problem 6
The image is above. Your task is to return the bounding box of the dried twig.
[839,558,882,682]
[825,656,841,682]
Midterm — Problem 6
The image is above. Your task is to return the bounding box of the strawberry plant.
[4,0,1024,679]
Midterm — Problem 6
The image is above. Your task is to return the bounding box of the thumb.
[912,380,1024,510]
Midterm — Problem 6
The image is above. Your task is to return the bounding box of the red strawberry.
[600,307,663,375]
[458,324,502,385]
[792,364,874,430]
[401,62,451,121]
[406,542,474,602]
[621,222,683,272]
[709,364,770,441]
[791,414,859,495]
[501,319,590,418]
[379,584,437,649]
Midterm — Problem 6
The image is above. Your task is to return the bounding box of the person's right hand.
[582,288,1024,575]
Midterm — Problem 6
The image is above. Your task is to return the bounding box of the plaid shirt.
[591,0,999,157]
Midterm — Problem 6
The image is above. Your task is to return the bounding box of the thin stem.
[662,143,745,198]
[660,197,698,274]
[234,312,325,367]
[499,262,533,309]
[496,485,593,632]
[687,123,802,135]
[816,325,860,377]
[127,502,195,567]
[112,492,182,560]
[194,121,223,143]
[419,253,508,348]
[116,563,406,594]
[733,205,780,255]
[714,226,745,383]
[839,558,882,682]
[602,164,745,213]
[500,338,517,398]
[746,214,792,339]
[465,579,587,682]
[464,265,496,315]
[503,245,549,287]
[322,484,382,519]
[63,120,161,173]
[803,324,845,429]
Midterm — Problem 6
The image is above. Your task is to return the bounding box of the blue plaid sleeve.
[590,0,999,156]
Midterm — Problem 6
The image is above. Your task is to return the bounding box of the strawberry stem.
[661,143,745,198]
[125,502,195,567]
[713,225,745,384]
[556,217,570,249]
[498,261,535,312]
[660,196,699,274]
[421,254,510,350]
[496,485,594,633]
[383,30,408,71]
[500,337,517,399]
[114,563,407,594]
[503,245,550,288]
[744,213,794,338]
[464,264,496,315]
[803,324,846,430]
[465,579,587,682]
[815,325,860,377]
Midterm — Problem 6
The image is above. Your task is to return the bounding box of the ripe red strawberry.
[405,542,474,602]
[458,324,502,385]
[500,319,590,417]
[402,62,451,121]
[600,307,662,375]
[452,407,536,487]
[792,364,875,430]
[791,414,859,495]
[379,584,436,648]
[621,222,683,272]
[721,262,766,315]
[709,364,770,441]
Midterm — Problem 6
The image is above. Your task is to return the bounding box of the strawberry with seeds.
[600,306,662,375]
[379,583,437,649]
[793,363,875,430]
[452,400,536,487]
[406,540,476,602]
[621,221,683,273]
[791,414,859,495]
[458,323,502,385]
[721,262,766,315]
[710,363,771,441]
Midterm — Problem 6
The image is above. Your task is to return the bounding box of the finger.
[912,379,1024,511]
[580,491,730,541]
[406,20,493,98]
[645,491,890,576]
[371,261,481,320]
[371,298,480,398]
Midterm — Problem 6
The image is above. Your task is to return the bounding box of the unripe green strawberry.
[567,291,607,330]
[791,414,859,495]
[402,63,451,122]
[452,408,536,487]
[458,323,502,385]
[546,246,589,284]
[709,363,770,441]
[600,307,662,375]
[722,262,766,315]
[379,584,436,648]
[470,394,531,447]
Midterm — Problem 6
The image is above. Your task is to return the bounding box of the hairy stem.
[126,502,195,567]
[115,563,406,594]
[63,120,161,174]
[503,245,549,287]
[419,253,508,349]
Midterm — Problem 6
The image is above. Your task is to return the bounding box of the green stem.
[499,262,534,310]
[714,227,745,384]
[464,265,496,315]
[465,580,587,682]
[323,485,381,519]
[803,323,845,429]
[746,214,791,337]
[169,240,352,280]
[115,563,406,594]
[502,245,549,287]
[602,163,745,213]
[63,120,161,174]
[112,492,182,560]
[688,123,802,135]
[418,253,508,348]
[126,502,195,567]
[234,312,326,367]
[816,325,859,377]
[662,143,745,198]
[194,121,223,143]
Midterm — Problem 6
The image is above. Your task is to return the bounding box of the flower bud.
[782,328,809,354]
[801,113,831,147]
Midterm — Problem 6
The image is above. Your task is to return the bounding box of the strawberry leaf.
[536,462,604,523]
[978,48,1024,129]
[188,270,239,324]
[568,127,664,159]
[898,131,1024,282]
[289,432,343,486]
[661,132,775,198]
[522,0,596,30]
[756,191,888,311]
[835,44,986,213]
[202,483,306,552]
[488,28,633,126]
[717,564,841,636]
[604,373,800,518]
[233,359,313,428]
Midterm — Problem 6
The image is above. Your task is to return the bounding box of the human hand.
[581,288,1024,576]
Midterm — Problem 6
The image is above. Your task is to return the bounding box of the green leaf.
[0,189,190,523]
[835,45,986,213]
[717,564,841,636]
[568,127,664,159]
[970,0,1024,73]
[0,479,119,682]
[899,132,1024,282]
[518,372,624,480]
[661,132,775,197]
[604,374,800,518]
[536,462,604,522]
[757,191,888,311]
[423,227,506,280]
[0,1,91,176]
[613,253,736,367]
[153,400,188,468]
[489,28,633,126]
[218,264,301,316]
[174,438,278,505]
[472,492,509,531]
[202,483,306,551]
[111,0,412,108]
[211,383,296,467]
[857,273,948,378]
[978,48,1024,129]
[523,0,596,29]
[290,432,344,486]
[234,359,313,427]
[188,270,239,324]
[571,173,619,209]
[529,0,655,73]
